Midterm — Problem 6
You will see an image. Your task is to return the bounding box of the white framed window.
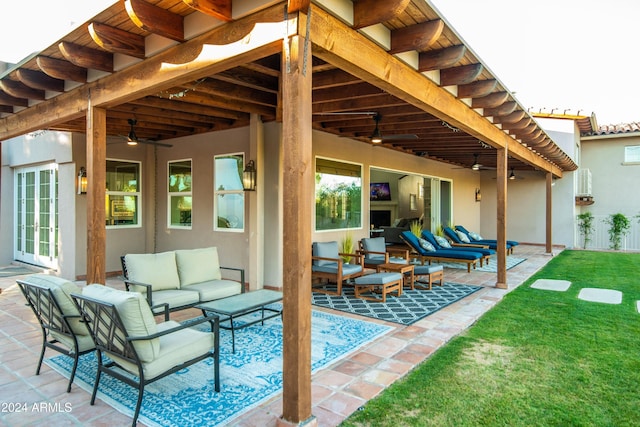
[214,153,245,232]
[106,159,141,228]
[168,159,192,228]
[315,157,362,231]
[624,145,640,163]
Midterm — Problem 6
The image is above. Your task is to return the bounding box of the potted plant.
[576,212,594,249]
[604,213,631,250]
[340,232,354,263]
[410,220,422,238]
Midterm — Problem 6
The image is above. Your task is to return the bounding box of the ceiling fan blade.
[382,134,419,141]
[136,139,173,148]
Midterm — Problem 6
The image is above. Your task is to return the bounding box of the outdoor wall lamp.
[242,160,257,191]
[77,167,87,195]
[475,188,481,202]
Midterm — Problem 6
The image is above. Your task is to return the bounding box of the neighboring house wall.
[579,132,640,250]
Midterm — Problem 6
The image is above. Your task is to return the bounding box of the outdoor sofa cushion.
[175,247,222,285]
[312,241,340,266]
[125,251,180,292]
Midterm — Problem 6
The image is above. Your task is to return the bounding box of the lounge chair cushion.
[434,235,452,248]
[175,247,222,286]
[456,230,471,243]
[82,284,160,363]
[312,241,340,266]
[25,274,89,336]
[417,238,436,252]
[125,251,180,291]
[312,262,363,276]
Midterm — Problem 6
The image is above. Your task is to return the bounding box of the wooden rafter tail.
[89,22,146,59]
[36,56,87,83]
[483,101,517,117]
[471,91,509,109]
[353,0,411,29]
[16,69,65,93]
[389,19,444,54]
[125,0,185,42]
[183,0,232,20]
[287,0,311,13]
[59,41,114,73]
[457,79,497,99]
[0,80,45,101]
[0,90,28,107]
[418,45,467,72]
[440,63,483,86]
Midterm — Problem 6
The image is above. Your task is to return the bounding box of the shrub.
[410,220,422,238]
[604,213,631,250]
[576,212,594,249]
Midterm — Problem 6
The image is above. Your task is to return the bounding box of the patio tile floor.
[0,244,556,426]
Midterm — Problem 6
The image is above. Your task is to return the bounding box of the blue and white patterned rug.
[312,282,482,325]
[45,306,391,427]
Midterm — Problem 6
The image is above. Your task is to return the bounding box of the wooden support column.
[545,172,553,254]
[278,29,316,427]
[495,147,508,289]
[86,104,107,284]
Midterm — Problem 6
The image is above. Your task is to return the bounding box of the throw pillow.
[456,230,471,243]
[469,231,483,240]
[434,235,451,248]
[417,237,436,252]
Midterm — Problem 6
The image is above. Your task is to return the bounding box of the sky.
[1,0,638,125]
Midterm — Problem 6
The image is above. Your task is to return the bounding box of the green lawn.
[342,250,640,427]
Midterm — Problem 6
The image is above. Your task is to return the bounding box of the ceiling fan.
[120,119,173,147]
[369,114,418,143]
[453,153,494,170]
[491,167,525,180]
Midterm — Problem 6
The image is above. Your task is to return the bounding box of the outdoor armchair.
[72,284,220,427]
[312,241,364,295]
[17,275,95,393]
[358,237,410,269]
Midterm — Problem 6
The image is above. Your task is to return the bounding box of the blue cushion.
[401,231,428,255]
[417,238,436,252]
[354,272,402,285]
[312,263,363,276]
[427,249,481,261]
[312,241,339,266]
[434,235,451,248]
[413,265,444,275]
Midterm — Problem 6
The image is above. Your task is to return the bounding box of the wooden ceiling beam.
[457,79,497,98]
[181,78,277,107]
[89,22,146,59]
[418,45,466,72]
[389,20,444,54]
[59,41,114,73]
[130,96,247,121]
[16,69,65,92]
[0,80,45,101]
[353,0,411,29]
[125,0,185,42]
[0,105,13,113]
[312,69,361,89]
[183,0,232,21]
[0,90,28,107]
[313,82,384,103]
[36,56,87,83]
[440,64,483,86]
[484,101,517,117]
[287,0,311,13]
[471,91,509,109]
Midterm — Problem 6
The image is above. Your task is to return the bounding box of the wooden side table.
[376,262,414,290]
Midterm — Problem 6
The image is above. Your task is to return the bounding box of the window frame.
[105,159,142,229]
[213,152,245,233]
[167,158,193,229]
[314,157,363,232]
[624,145,640,164]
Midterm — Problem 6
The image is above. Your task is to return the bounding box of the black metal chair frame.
[71,292,220,427]
[17,279,95,392]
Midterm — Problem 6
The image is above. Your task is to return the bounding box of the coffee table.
[376,262,415,290]
[196,289,283,353]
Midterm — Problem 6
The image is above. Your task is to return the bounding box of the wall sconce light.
[77,167,87,195]
[242,160,257,191]
[475,188,481,202]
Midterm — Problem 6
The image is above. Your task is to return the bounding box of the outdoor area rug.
[437,255,526,273]
[45,306,392,427]
[312,282,482,325]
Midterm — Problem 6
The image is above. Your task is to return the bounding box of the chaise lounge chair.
[422,229,494,267]
[400,231,483,273]
[455,225,518,254]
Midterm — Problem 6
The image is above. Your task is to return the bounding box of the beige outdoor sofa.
[121,247,245,318]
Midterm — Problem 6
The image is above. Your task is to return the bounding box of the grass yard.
[342,250,640,427]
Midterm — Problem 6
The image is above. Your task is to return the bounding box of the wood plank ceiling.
[0,0,577,174]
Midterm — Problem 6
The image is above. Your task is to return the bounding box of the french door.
[14,164,59,269]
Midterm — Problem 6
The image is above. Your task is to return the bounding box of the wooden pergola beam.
[418,45,466,72]
[353,0,410,29]
[308,6,562,176]
[59,41,114,73]
[389,20,444,54]
[183,0,232,21]
[89,22,146,59]
[125,0,185,42]
[36,56,87,83]
[0,80,45,101]
[16,69,65,93]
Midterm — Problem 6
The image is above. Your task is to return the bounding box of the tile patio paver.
[0,244,555,426]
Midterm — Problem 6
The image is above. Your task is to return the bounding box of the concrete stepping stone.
[636,301,640,313]
[530,279,571,292]
[577,288,622,304]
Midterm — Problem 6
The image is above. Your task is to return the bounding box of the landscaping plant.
[604,212,631,250]
[340,232,354,263]
[410,220,422,238]
[576,211,594,249]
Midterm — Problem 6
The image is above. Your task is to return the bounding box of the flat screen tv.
[370,182,391,201]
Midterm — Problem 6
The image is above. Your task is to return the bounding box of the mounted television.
[370,182,391,201]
